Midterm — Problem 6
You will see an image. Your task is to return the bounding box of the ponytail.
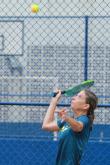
[85,89,98,131]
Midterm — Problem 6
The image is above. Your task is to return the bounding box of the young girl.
[42,89,98,165]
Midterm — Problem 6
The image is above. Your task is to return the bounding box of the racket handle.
[53,91,65,97]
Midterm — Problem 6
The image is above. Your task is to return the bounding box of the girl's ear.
[84,104,90,111]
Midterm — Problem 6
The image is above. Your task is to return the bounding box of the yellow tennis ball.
[31,4,39,13]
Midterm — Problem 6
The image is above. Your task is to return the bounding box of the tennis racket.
[53,80,94,97]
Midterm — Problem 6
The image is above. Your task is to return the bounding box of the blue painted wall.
[0,138,109,165]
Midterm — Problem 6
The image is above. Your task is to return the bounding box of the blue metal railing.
[0,101,109,107]
[84,16,89,80]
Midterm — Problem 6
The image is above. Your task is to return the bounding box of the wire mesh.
[0,0,110,165]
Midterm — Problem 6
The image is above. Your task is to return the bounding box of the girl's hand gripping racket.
[53,80,94,97]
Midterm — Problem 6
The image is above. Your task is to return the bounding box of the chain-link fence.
[0,0,110,165]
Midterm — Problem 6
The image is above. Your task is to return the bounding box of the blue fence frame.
[0,15,109,165]
[0,15,109,107]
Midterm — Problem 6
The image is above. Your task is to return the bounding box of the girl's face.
[71,91,88,111]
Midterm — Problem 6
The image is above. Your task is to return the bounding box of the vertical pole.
[84,16,89,81]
